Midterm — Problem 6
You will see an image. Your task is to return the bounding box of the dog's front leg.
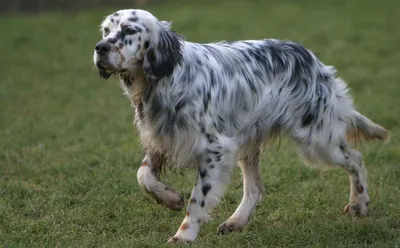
[168,147,236,243]
[137,152,184,211]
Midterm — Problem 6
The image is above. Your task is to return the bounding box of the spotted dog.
[93,9,389,243]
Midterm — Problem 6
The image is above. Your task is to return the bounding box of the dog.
[93,9,389,243]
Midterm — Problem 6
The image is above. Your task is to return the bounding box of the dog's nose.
[95,41,111,54]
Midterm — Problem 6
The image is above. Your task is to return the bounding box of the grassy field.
[1,0,399,247]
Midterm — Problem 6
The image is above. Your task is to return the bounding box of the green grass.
[1,0,400,247]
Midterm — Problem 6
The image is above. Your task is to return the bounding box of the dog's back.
[173,39,387,153]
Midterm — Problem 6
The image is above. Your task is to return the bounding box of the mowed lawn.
[1,0,399,247]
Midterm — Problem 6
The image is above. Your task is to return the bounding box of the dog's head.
[93,9,183,81]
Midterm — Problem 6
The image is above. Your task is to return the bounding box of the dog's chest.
[142,85,196,138]
[145,93,181,127]
[120,74,179,122]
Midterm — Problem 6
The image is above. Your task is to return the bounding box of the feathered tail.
[346,110,389,145]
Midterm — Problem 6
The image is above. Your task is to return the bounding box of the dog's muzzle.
[95,41,113,79]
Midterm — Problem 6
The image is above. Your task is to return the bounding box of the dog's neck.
[118,67,151,107]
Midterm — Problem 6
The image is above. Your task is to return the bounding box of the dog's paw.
[167,236,190,244]
[217,219,247,235]
[151,185,185,211]
[137,164,184,211]
[344,202,368,216]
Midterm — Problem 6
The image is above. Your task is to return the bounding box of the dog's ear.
[143,21,183,82]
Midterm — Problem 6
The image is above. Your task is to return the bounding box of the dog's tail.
[346,110,389,145]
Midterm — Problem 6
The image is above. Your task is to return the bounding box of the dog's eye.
[103,28,110,36]
[124,27,137,35]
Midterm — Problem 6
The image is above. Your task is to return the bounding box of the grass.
[0,0,400,247]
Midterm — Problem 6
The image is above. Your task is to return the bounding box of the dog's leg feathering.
[168,146,236,243]
[137,153,184,211]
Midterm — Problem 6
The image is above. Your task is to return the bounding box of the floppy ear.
[143,21,183,82]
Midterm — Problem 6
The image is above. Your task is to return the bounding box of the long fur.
[346,110,389,146]
[93,9,389,242]
[139,31,388,167]
[94,10,388,168]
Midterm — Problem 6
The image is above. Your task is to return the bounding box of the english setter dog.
[93,9,389,243]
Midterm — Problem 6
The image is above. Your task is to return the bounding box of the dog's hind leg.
[295,106,388,216]
[168,143,237,243]
[137,151,184,211]
[298,142,370,216]
[218,145,263,234]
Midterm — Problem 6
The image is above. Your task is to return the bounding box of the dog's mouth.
[96,61,113,79]
[98,70,112,79]
[96,61,128,79]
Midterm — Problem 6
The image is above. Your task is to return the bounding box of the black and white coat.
[93,9,388,243]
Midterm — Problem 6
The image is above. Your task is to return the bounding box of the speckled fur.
[93,9,389,243]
